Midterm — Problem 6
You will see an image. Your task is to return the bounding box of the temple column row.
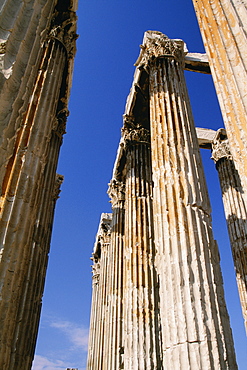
[87,31,238,370]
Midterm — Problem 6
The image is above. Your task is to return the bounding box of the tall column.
[87,214,112,370]
[212,128,247,332]
[191,0,247,200]
[0,2,77,368]
[100,180,125,370]
[136,31,237,369]
[122,115,162,369]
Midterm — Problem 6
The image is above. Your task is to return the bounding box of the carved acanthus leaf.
[108,179,125,206]
[122,114,150,146]
[211,128,232,163]
[52,109,69,138]
[135,31,185,69]
[92,261,100,285]
[49,13,78,58]
[53,174,64,200]
[0,41,7,54]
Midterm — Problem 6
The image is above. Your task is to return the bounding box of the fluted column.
[87,214,112,370]
[96,180,125,370]
[192,0,247,201]
[87,261,101,369]
[0,2,77,368]
[136,31,237,369]
[122,115,162,369]
[212,129,247,332]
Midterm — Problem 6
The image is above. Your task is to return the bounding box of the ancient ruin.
[87,31,239,369]
[1,0,247,369]
[88,3,247,367]
[0,0,77,368]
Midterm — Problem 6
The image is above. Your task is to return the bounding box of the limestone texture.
[0,1,77,368]
[87,32,237,370]
[212,129,247,332]
[192,0,247,231]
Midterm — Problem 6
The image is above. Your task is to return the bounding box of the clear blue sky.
[32,1,247,369]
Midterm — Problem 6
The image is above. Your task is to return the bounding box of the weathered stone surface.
[0,1,77,368]
[196,127,216,149]
[87,213,112,370]
[192,0,247,215]
[191,0,247,332]
[122,117,161,369]
[88,32,237,370]
[185,53,211,74]
[146,31,236,369]
[212,129,247,332]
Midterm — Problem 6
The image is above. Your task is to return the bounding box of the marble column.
[122,115,162,369]
[101,180,125,370]
[136,31,237,369]
[212,128,247,332]
[192,0,247,202]
[87,214,112,370]
[0,1,77,368]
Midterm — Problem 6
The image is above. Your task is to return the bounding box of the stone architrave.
[191,0,247,203]
[121,115,162,369]
[212,128,247,332]
[135,31,237,369]
[0,1,77,368]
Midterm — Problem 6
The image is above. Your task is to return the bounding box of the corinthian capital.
[52,109,69,138]
[135,31,186,70]
[211,128,232,163]
[49,10,78,58]
[108,179,125,206]
[122,114,150,146]
[53,174,64,200]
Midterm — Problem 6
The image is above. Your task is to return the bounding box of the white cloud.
[50,319,88,351]
[32,317,88,370]
[32,316,88,370]
[32,354,68,370]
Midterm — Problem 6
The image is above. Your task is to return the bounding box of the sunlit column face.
[192,0,247,197]
[137,31,237,369]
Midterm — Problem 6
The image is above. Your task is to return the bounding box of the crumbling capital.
[135,31,186,70]
[211,128,232,163]
[53,174,64,200]
[121,114,150,147]
[108,179,125,206]
[49,12,78,58]
[52,109,69,138]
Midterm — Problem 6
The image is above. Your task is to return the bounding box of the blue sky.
[32,1,247,369]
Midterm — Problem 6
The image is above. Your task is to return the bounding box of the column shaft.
[212,130,247,332]
[87,255,102,369]
[87,214,112,370]
[123,123,162,369]
[87,182,125,370]
[104,182,125,370]
[192,0,247,200]
[0,2,77,366]
[139,32,237,369]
